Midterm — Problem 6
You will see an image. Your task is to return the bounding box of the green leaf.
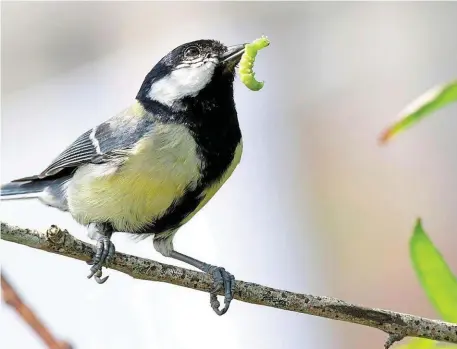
[395,338,438,349]
[380,79,457,143]
[397,222,457,349]
[410,218,457,323]
[396,339,457,349]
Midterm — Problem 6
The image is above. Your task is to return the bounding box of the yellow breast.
[67,123,202,232]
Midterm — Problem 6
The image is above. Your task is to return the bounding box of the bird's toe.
[206,266,235,316]
[87,236,115,283]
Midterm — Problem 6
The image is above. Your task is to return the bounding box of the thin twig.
[1,222,457,348]
[1,272,73,349]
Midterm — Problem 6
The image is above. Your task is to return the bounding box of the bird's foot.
[86,236,115,284]
[203,265,235,316]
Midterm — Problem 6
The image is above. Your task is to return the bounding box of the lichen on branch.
[1,222,456,348]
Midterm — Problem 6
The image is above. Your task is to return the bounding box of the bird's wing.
[13,104,155,182]
[40,128,103,177]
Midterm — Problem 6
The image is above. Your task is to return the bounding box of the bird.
[1,39,247,315]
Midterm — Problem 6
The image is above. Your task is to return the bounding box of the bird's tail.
[0,180,49,200]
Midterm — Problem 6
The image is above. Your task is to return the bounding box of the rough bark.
[2,222,457,348]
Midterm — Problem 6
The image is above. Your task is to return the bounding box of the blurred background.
[1,2,457,349]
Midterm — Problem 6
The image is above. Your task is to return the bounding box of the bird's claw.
[86,236,115,284]
[205,265,235,316]
[94,270,109,284]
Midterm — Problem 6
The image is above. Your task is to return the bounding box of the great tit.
[1,39,247,315]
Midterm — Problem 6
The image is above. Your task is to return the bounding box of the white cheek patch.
[148,62,216,107]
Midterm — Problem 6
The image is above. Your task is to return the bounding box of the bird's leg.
[169,250,236,316]
[86,222,116,284]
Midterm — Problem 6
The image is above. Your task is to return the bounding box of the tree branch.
[2,222,456,348]
[2,272,73,349]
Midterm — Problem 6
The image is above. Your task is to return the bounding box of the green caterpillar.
[239,36,270,91]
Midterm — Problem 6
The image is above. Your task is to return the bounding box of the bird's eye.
[184,46,200,58]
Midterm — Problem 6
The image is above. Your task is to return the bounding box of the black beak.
[221,44,246,65]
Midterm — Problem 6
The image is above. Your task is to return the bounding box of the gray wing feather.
[41,129,97,176]
[35,107,155,179]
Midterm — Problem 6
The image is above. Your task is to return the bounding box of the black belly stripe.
[148,185,205,233]
[134,71,242,236]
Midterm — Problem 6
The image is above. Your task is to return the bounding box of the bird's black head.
[136,39,245,109]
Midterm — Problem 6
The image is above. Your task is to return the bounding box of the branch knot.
[46,225,67,245]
